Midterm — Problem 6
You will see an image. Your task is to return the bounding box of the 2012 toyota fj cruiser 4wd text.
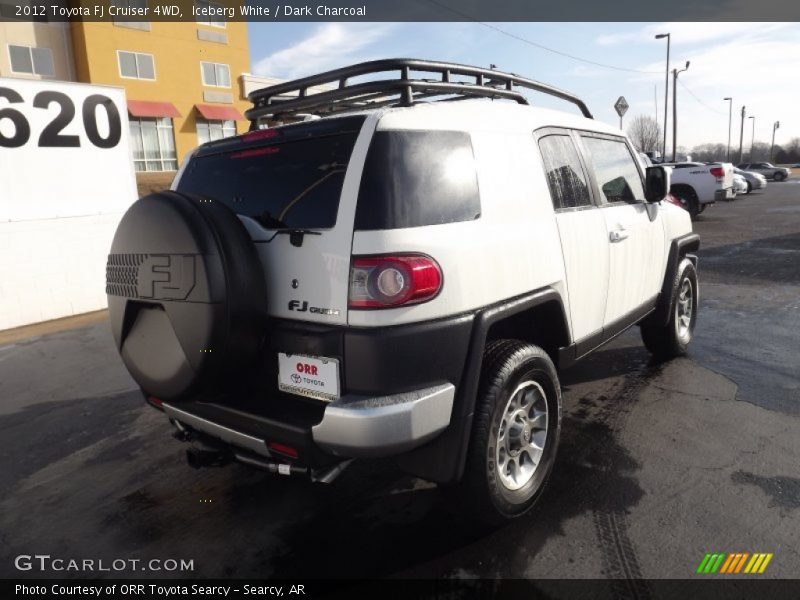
[106,59,699,520]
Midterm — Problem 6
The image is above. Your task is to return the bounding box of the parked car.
[737,162,792,181]
[660,161,735,218]
[732,173,748,196]
[105,59,699,521]
[733,167,768,193]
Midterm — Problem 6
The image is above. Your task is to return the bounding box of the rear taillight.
[349,254,442,309]
[147,396,164,410]
[242,128,280,142]
[710,166,725,178]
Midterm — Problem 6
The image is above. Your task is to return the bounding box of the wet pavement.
[1,178,799,580]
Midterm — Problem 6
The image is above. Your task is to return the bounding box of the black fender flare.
[651,232,700,327]
[397,287,568,483]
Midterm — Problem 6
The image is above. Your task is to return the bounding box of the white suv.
[106,59,700,520]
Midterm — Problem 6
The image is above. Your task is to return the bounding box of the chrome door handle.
[609,229,629,242]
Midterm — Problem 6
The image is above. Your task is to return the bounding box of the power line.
[422,0,662,75]
[677,79,727,116]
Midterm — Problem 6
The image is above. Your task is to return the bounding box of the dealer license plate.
[278,353,340,402]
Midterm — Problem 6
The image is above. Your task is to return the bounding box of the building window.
[195,0,226,27]
[112,0,150,31]
[117,50,155,80]
[129,117,178,172]
[8,45,55,77]
[196,119,236,145]
[200,61,230,87]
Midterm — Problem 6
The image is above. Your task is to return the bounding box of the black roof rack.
[245,58,593,124]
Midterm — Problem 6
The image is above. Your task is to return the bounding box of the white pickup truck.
[661,162,735,219]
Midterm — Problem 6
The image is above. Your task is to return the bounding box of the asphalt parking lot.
[1,177,798,581]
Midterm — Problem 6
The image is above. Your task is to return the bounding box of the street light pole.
[655,33,671,160]
[724,97,732,162]
[672,60,690,162]
[749,116,756,160]
[771,121,780,162]
[738,105,746,164]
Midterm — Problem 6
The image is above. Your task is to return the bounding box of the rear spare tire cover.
[106,191,267,400]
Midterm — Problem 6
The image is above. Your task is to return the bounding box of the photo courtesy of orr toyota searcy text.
[14,585,301,597]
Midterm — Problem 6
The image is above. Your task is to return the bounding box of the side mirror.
[645,166,671,202]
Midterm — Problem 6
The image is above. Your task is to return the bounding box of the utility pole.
[749,116,756,161]
[771,121,780,162]
[655,33,671,160]
[672,61,690,162]
[738,105,746,164]
[724,97,732,162]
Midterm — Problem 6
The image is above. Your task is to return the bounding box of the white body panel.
[236,113,381,326]
[601,203,666,324]
[553,209,608,342]
[179,99,693,345]
[349,127,565,327]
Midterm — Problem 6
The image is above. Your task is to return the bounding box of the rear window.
[176,118,364,229]
[355,130,480,230]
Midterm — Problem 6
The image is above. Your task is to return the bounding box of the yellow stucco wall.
[70,20,250,166]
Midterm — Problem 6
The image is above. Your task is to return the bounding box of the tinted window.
[355,130,480,230]
[582,136,646,204]
[177,121,364,229]
[538,134,592,210]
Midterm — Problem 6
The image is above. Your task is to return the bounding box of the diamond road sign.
[614,96,629,117]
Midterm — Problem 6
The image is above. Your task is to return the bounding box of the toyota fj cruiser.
[106,59,699,520]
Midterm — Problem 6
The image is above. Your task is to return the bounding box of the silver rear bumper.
[312,383,455,457]
[163,382,455,460]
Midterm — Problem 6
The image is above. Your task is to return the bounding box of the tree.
[627,115,662,154]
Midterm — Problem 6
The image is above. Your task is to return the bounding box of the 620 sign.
[0,87,122,149]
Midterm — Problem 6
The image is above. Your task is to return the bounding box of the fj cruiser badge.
[288,300,340,316]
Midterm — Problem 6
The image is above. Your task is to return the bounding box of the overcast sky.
[247,22,799,151]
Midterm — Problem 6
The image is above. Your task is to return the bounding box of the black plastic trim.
[396,288,568,483]
[560,296,658,368]
[652,232,701,326]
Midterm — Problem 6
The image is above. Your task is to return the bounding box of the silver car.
[733,167,768,193]
[732,173,749,196]
[737,162,791,181]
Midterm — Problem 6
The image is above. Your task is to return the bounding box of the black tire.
[673,186,700,220]
[747,181,752,194]
[641,258,699,359]
[774,171,786,182]
[459,340,561,522]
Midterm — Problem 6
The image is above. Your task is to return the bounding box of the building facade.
[1,3,251,173]
[70,15,251,171]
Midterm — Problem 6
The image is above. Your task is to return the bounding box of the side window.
[538,134,592,210]
[581,136,646,204]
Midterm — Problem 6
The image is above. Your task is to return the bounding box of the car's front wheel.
[641,257,699,359]
[459,340,561,522]
[774,171,787,182]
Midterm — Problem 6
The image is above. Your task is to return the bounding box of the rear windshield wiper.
[253,211,321,248]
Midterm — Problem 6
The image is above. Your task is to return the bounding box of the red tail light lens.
[147,396,164,410]
[710,166,725,178]
[241,128,280,142]
[268,442,299,459]
[349,255,442,309]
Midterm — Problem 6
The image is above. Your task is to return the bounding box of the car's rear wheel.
[641,258,698,359]
[458,340,561,522]
[672,186,700,220]
[746,181,752,194]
